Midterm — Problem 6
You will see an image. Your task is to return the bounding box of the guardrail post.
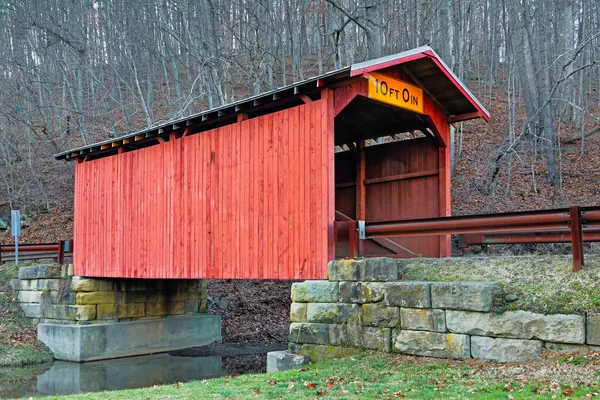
[348,220,358,259]
[570,206,584,272]
[57,240,65,265]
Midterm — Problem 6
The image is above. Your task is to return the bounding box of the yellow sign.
[367,72,423,114]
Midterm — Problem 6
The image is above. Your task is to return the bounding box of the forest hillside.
[0,0,599,243]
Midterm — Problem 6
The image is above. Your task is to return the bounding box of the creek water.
[0,342,286,398]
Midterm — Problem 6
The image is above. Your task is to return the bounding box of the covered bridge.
[56,46,489,280]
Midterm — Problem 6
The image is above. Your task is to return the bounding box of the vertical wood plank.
[291,106,300,278]
[309,101,317,278]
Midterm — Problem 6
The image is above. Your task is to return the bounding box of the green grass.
[0,263,53,367]
[39,353,600,399]
[399,255,600,315]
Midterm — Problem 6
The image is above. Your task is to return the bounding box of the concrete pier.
[38,314,221,362]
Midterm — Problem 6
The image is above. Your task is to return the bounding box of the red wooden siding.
[73,99,334,279]
[334,138,441,258]
[364,138,440,257]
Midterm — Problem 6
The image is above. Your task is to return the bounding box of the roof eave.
[350,46,490,122]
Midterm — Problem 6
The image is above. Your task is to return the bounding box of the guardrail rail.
[336,206,600,272]
[0,240,73,265]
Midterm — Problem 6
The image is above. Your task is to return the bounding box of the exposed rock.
[586,314,600,345]
[362,303,400,327]
[401,308,446,332]
[393,330,470,360]
[291,281,339,303]
[362,327,392,351]
[339,281,385,303]
[328,258,397,282]
[306,303,359,324]
[290,303,307,322]
[431,281,494,312]
[384,282,431,308]
[471,336,542,362]
[446,310,585,344]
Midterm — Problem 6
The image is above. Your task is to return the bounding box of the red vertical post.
[57,240,65,265]
[356,141,366,256]
[438,130,451,257]
[570,206,584,272]
[348,220,358,259]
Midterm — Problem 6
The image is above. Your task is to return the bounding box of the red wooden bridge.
[56,46,490,280]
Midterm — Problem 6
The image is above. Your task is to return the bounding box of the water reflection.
[1,354,221,398]
[38,354,221,395]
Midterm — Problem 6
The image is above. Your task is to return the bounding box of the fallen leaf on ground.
[304,381,317,389]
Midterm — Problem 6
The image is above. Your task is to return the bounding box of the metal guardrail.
[336,206,598,272]
[0,240,73,265]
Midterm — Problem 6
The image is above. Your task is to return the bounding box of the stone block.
[36,266,62,279]
[328,258,397,282]
[37,279,61,291]
[291,281,338,303]
[97,280,114,291]
[545,342,590,353]
[123,291,154,303]
[339,282,385,303]
[67,264,74,276]
[586,314,600,345]
[306,303,358,324]
[185,289,202,301]
[362,304,400,327]
[49,292,76,305]
[339,282,361,303]
[362,327,392,352]
[20,303,43,318]
[19,266,40,280]
[328,259,360,281]
[76,292,119,305]
[394,330,470,360]
[184,300,199,313]
[70,277,99,292]
[384,282,431,308]
[361,258,398,281]
[166,301,184,315]
[76,305,97,321]
[431,282,494,312]
[267,351,310,373]
[289,323,330,345]
[146,302,168,317]
[288,342,302,354]
[97,304,117,320]
[401,308,446,332]
[165,291,190,302]
[116,304,145,319]
[290,303,307,322]
[199,297,207,313]
[293,343,363,363]
[38,314,221,362]
[327,324,345,346]
[42,304,96,321]
[18,290,42,303]
[471,336,542,363]
[9,279,19,291]
[43,304,76,320]
[446,310,585,344]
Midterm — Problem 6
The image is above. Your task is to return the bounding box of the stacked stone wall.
[289,258,600,363]
[11,264,208,324]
